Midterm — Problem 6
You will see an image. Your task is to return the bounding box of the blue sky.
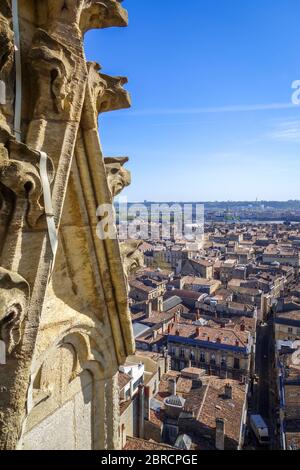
[84,0,300,202]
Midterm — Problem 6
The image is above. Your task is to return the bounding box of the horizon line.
[118,199,300,204]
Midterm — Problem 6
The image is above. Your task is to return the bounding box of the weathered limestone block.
[105,373,120,450]
[21,327,118,450]
[104,156,131,198]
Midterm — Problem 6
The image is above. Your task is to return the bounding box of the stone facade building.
[0,0,138,450]
[168,322,253,381]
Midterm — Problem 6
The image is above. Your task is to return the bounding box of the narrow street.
[245,319,279,450]
[256,322,271,417]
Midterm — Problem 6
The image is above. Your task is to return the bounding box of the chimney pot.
[215,418,225,451]
[168,378,177,396]
[224,383,233,399]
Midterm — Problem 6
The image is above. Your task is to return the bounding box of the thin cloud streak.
[128,102,297,117]
[268,119,300,143]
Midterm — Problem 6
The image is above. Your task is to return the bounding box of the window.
[288,327,293,334]
[211,353,216,365]
[180,348,185,358]
[221,356,227,368]
[234,358,240,370]
[200,352,206,363]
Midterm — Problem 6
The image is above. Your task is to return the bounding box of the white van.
[250,414,270,445]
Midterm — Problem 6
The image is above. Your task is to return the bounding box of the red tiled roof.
[169,322,249,348]
[124,437,175,451]
[118,372,132,390]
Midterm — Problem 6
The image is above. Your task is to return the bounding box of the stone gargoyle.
[87,62,131,117]
[120,240,144,277]
[0,267,29,355]
[29,29,75,117]
[0,139,54,227]
[37,0,128,32]
[104,156,131,198]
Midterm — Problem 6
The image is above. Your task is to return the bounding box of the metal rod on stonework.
[12,0,22,142]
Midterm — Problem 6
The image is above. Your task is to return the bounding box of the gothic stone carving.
[0,267,29,354]
[0,140,54,227]
[87,62,131,121]
[120,240,144,277]
[104,157,131,198]
[37,0,128,32]
[80,0,128,32]
[29,29,75,118]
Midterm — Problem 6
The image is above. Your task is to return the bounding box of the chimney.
[176,329,180,336]
[144,386,150,421]
[168,378,177,396]
[224,383,232,399]
[138,385,145,439]
[216,337,222,344]
[168,323,172,334]
[153,330,158,340]
[196,327,201,337]
[215,418,225,450]
[146,301,152,318]
[235,340,240,347]
[240,322,246,332]
[164,348,170,372]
